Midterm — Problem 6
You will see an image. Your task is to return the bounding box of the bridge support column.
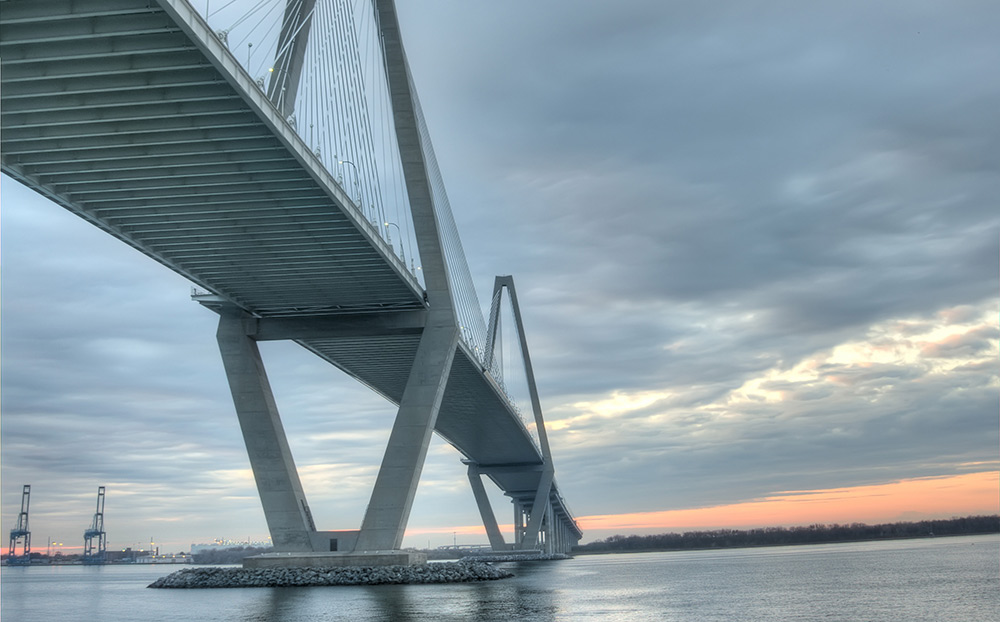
[545,501,555,554]
[514,500,526,547]
[466,463,508,551]
[355,322,459,551]
[216,309,315,552]
[521,467,554,549]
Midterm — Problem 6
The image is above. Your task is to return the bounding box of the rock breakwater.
[148,562,513,588]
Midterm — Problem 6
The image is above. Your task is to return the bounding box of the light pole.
[383,221,405,264]
[337,157,363,206]
[383,221,400,243]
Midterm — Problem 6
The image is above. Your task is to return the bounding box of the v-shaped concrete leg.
[520,466,554,549]
[216,308,315,551]
[467,463,509,551]
[355,320,459,551]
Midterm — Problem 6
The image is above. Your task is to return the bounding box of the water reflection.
[355,563,561,622]
[365,585,413,620]
[254,588,308,621]
[467,569,559,622]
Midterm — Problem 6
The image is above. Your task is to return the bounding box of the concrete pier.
[243,551,426,569]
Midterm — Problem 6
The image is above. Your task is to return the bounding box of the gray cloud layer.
[3,1,997,548]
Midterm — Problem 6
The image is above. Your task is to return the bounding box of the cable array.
[485,288,540,448]
[198,0,419,282]
[407,85,493,359]
[196,1,517,403]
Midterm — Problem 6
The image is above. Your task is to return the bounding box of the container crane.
[7,485,31,565]
[82,486,107,564]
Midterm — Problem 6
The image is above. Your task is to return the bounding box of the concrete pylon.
[216,307,315,552]
[267,0,317,118]
[216,0,465,562]
[482,275,556,550]
[485,276,553,462]
[354,0,462,553]
[521,468,554,549]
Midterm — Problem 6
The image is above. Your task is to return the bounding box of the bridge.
[0,0,581,561]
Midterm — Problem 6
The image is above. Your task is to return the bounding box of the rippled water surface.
[3,534,997,621]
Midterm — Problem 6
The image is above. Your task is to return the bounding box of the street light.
[47,538,64,557]
[383,222,406,264]
[337,157,362,205]
[383,221,399,243]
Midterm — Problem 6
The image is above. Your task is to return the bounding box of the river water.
[2,535,996,621]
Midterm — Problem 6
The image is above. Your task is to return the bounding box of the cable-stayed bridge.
[1,0,581,561]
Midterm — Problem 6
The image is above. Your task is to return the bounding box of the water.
[3,535,997,621]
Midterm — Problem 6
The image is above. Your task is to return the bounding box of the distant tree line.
[574,515,999,553]
[191,546,272,564]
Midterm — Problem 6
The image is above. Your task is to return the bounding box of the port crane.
[7,485,32,565]
[82,486,107,564]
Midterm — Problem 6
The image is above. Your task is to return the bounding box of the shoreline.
[572,530,998,556]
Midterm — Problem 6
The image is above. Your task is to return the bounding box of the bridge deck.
[0,0,580,540]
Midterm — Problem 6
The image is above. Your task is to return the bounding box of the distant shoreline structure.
[5,516,996,564]
[190,539,272,554]
[573,515,999,555]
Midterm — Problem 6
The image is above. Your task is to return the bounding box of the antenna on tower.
[82,486,107,564]
[7,485,32,566]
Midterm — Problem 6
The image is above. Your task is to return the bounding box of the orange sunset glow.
[577,470,999,534]
[404,470,998,542]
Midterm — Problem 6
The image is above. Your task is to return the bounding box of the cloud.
[3,1,999,549]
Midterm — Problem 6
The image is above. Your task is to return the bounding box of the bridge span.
[1,0,582,559]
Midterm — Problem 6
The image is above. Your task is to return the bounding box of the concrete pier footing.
[243,550,427,569]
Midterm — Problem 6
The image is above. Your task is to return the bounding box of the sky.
[2,1,998,554]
